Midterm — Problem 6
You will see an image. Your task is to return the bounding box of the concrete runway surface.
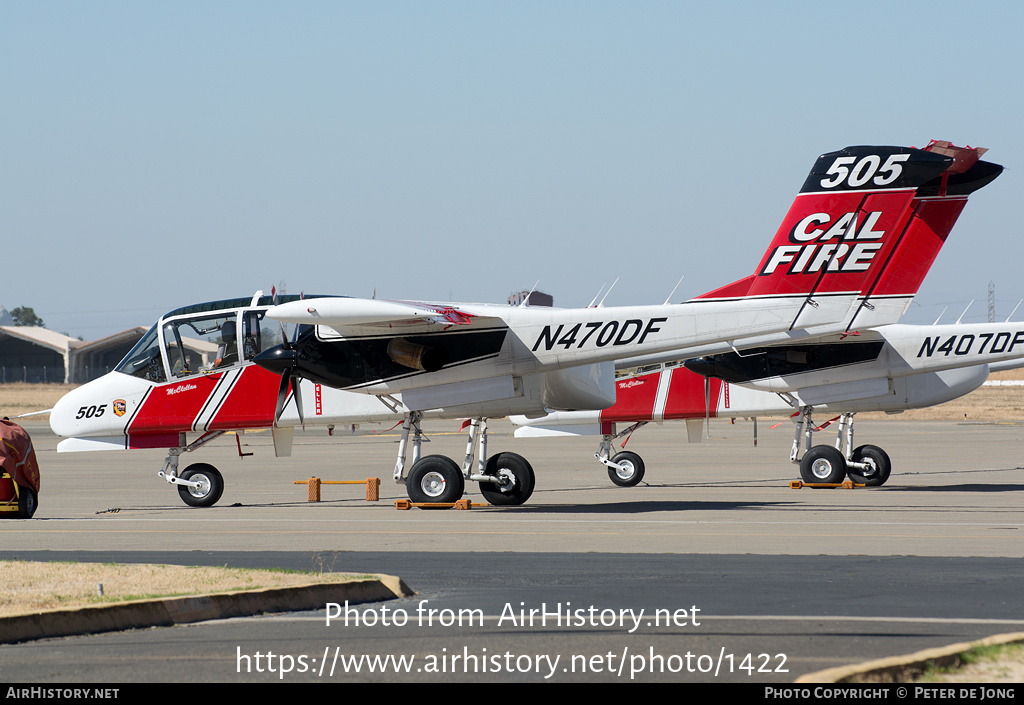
[1,416,1022,683]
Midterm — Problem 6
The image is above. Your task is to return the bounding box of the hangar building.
[0,326,149,384]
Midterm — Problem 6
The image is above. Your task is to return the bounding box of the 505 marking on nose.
[75,404,108,419]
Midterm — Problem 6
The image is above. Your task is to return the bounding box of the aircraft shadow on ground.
[879,483,1024,493]
[41,498,375,516]
[483,499,799,514]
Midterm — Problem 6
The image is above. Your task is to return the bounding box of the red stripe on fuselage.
[127,375,223,435]
[127,433,180,450]
[599,367,724,423]
[125,365,280,436]
[208,365,280,430]
[664,368,722,420]
[600,374,660,423]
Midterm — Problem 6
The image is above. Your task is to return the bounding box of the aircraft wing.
[267,297,502,331]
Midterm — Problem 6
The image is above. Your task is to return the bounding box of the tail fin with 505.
[697,141,1001,332]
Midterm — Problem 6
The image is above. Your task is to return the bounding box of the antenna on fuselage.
[1006,300,1022,322]
[519,280,541,308]
[955,300,974,325]
[596,277,619,308]
[663,275,685,305]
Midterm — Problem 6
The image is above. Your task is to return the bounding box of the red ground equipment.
[0,419,40,518]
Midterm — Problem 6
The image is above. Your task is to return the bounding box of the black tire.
[479,452,535,506]
[608,451,645,487]
[847,444,892,486]
[177,463,225,507]
[16,485,37,519]
[407,455,464,504]
[799,446,846,484]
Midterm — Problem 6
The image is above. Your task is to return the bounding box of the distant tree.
[10,306,45,327]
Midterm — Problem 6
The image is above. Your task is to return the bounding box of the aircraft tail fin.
[843,141,1001,329]
[696,142,1001,331]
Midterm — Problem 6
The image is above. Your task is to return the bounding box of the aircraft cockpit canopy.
[112,294,326,383]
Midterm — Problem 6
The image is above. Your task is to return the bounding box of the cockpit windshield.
[163,313,237,378]
[114,324,166,382]
[114,306,284,382]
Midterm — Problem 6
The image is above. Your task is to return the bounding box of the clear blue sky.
[4,1,1022,339]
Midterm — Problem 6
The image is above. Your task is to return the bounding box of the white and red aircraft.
[49,141,1000,507]
[513,319,1024,488]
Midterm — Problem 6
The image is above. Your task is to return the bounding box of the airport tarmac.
[1,417,1022,683]
[7,417,1024,557]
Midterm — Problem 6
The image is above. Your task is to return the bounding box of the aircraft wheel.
[479,452,535,506]
[17,486,37,519]
[608,451,645,487]
[407,455,464,504]
[799,446,846,484]
[847,445,891,486]
[177,463,225,507]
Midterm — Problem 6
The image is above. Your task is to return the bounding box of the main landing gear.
[394,412,536,506]
[791,408,892,486]
[158,431,229,507]
[582,410,893,489]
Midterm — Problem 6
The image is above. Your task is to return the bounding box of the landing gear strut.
[158,431,230,507]
[595,422,648,487]
[791,409,891,486]
[394,414,536,506]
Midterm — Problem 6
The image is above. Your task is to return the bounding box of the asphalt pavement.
[1,416,1022,683]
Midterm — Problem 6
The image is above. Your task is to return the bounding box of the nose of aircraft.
[49,380,105,438]
[49,386,79,437]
